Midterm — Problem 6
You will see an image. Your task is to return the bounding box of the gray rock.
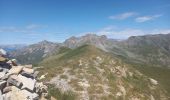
[18,74,36,92]
[7,75,23,88]
[3,86,12,94]
[2,91,11,100]
[0,90,3,100]
[3,86,39,100]
[1,75,8,80]
[2,68,9,74]
[0,72,6,79]
[0,80,6,90]
[20,71,34,79]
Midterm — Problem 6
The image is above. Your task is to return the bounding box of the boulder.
[4,86,39,100]
[7,75,23,88]
[17,74,36,92]
[23,67,34,74]
[21,89,39,100]
[21,71,39,79]
[7,66,23,75]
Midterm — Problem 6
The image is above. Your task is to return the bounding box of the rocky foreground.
[0,50,48,100]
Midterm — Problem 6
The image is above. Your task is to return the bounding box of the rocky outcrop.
[0,50,48,100]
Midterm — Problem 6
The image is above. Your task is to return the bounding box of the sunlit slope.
[39,45,169,100]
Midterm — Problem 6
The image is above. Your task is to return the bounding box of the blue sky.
[0,0,170,44]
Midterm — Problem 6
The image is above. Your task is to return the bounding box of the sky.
[0,0,170,44]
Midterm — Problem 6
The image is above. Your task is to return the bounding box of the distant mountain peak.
[64,34,115,50]
[38,40,55,45]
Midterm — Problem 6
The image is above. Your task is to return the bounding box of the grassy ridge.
[39,45,170,99]
[133,65,170,95]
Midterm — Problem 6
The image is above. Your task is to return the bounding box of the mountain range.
[3,33,170,99]
[8,33,170,68]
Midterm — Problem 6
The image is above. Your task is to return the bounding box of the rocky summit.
[0,49,48,100]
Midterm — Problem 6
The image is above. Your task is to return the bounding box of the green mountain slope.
[114,34,170,68]
[132,64,170,96]
[10,40,62,64]
[38,45,169,100]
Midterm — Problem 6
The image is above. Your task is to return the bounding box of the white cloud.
[135,14,162,22]
[0,24,46,33]
[77,25,170,39]
[95,26,170,39]
[109,12,137,20]
[0,26,28,33]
